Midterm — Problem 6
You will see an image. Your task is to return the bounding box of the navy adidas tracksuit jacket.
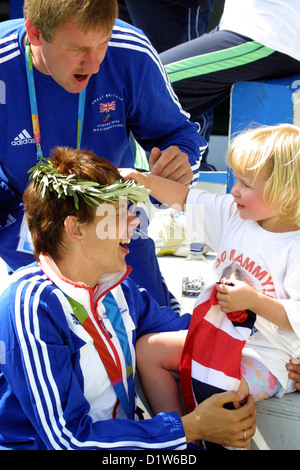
[0,254,191,450]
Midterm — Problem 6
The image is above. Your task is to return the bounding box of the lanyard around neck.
[67,293,135,420]
[102,292,135,416]
[25,38,86,159]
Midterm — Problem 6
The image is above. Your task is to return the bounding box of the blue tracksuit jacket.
[0,254,191,450]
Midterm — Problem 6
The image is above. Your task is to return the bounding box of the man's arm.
[121,22,207,185]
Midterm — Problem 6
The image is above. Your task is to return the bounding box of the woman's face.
[82,200,140,277]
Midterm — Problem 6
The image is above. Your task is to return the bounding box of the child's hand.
[120,168,148,187]
[120,166,189,210]
[216,280,256,313]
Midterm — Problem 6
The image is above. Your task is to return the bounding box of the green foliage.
[28,158,150,209]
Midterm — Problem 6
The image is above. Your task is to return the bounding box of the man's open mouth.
[74,74,89,82]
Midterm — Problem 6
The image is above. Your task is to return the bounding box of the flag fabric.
[180,284,256,413]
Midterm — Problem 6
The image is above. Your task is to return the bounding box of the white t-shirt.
[220,0,300,61]
[187,188,300,395]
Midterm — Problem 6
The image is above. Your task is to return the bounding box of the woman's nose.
[127,213,140,237]
[118,211,140,240]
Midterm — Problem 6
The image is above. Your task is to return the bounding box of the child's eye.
[237,178,252,189]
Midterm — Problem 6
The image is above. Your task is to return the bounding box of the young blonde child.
[123,124,300,423]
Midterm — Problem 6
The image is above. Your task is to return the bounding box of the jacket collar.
[39,253,131,309]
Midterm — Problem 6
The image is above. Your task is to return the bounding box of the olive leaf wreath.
[28,157,150,210]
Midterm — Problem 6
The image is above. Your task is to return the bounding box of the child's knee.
[233,377,250,408]
[136,331,186,372]
[238,377,250,397]
[136,334,155,367]
[240,356,282,401]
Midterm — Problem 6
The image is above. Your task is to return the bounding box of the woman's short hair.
[23,146,121,260]
[226,123,300,226]
[23,0,118,42]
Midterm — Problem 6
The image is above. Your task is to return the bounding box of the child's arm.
[121,169,190,211]
[216,280,293,330]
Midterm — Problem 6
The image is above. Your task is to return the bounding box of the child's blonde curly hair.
[226,124,300,226]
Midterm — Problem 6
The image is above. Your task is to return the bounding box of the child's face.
[231,170,280,230]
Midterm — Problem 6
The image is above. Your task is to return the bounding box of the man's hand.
[149,146,193,186]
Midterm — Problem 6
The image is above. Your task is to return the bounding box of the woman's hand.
[286,358,300,391]
[181,391,256,448]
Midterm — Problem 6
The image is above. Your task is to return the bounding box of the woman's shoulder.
[0,263,57,311]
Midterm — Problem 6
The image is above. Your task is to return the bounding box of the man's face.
[35,21,112,93]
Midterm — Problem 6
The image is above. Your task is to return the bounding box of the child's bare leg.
[234,357,281,450]
[136,330,187,416]
[228,377,251,450]
[234,377,250,409]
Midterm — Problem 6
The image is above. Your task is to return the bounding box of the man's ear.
[64,216,84,244]
[25,19,43,46]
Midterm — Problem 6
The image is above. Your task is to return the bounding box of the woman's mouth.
[119,241,130,255]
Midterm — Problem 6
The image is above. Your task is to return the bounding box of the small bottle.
[180,243,208,314]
